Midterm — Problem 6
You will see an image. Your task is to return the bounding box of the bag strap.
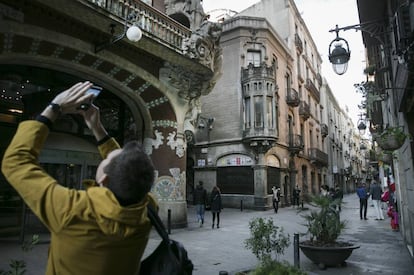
[147,205,170,242]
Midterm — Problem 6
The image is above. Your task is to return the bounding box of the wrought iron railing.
[288,134,304,153]
[309,148,328,166]
[305,78,320,102]
[294,33,303,53]
[321,123,328,137]
[299,101,310,120]
[286,88,300,107]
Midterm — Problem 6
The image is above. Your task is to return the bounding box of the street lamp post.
[328,25,350,75]
[328,20,386,75]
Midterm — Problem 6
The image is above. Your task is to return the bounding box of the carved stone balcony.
[321,123,328,137]
[243,128,278,143]
[305,78,320,102]
[286,88,300,107]
[288,134,304,154]
[294,33,303,53]
[241,62,275,81]
[309,148,328,167]
[86,0,191,52]
[299,101,310,120]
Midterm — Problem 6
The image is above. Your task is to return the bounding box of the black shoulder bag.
[140,206,194,275]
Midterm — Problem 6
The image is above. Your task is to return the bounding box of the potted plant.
[363,65,376,75]
[377,150,393,164]
[376,126,409,151]
[242,217,306,275]
[299,196,359,270]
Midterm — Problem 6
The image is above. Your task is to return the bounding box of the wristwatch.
[48,103,61,113]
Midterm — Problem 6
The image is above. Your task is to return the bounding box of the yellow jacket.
[2,121,157,275]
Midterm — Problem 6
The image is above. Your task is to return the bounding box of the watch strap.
[48,102,61,113]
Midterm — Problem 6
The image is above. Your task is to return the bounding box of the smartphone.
[79,86,102,110]
[86,86,102,97]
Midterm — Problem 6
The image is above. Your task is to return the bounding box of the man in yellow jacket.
[2,81,157,275]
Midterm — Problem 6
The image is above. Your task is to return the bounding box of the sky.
[202,0,365,126]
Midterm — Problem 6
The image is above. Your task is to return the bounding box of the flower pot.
[376,134,405,151]
[380,153,393,164]
[299,241,360,270]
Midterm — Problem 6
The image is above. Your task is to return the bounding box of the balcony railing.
[305,78,320,102]
[316,73,322,86]
[299,101,310,120]
[321,123,328,137]
[86,0,191,52]
[241,62,275,81]
[286,88,300,107]
[294,33,303,53]
[288,134,304,154]
[309,148,328,167]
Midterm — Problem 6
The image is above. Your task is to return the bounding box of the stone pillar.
[144,131,188,228]
[249,140,274,210]
[289,155,297,205]
[253,151,268,210]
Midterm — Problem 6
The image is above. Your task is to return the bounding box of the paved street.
[1,194,413,274]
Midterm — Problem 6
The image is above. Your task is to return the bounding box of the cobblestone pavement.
[1,194,413,274]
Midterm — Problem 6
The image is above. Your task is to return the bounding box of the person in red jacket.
[2,81,157,275]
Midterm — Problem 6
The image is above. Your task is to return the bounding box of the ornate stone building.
[0,0,222,233]
[189,0,329,209]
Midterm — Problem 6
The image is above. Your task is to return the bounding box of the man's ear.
[97,174,109,187]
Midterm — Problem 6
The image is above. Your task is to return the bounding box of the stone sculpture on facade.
[164,0,206,31]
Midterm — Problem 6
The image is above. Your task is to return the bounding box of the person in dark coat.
[356,182,369,220]
[271,186,281,213]
[194,181,207,226]
[370,175,384,220]
[333,185,344,211]
[210,186,222,229]
[293,185,301,207]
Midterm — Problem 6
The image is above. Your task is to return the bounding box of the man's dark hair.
[104,141,154,206]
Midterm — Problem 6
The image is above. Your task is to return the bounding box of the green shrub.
[302,196,346,244]
[252,260,308,275]
[244,217,290,263]
[0,235,39,275]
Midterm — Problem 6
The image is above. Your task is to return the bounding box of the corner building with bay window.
[189,0,330,209]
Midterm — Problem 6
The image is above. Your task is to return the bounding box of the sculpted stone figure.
[165,0,206,30]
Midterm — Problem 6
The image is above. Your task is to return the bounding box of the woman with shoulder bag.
[210,186,222,229]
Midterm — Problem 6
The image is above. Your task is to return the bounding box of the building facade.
[0,0,222,232]
[355,0,414,260]
[189,0,330,210]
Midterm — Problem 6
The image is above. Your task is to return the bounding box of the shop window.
[217,167,254,195]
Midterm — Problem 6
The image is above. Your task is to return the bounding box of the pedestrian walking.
[333,184,344,211]
[320,184,329,197]
[356,182,369,220]
[293,185,301,207]
[210,186,222,228]
[271,186,281,213]
[194,181,207,226]
[1,82,157,275]
[370,175,385,220]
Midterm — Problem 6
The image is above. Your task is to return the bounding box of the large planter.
[376,134,406,151]
[379,153,393,164]
[299,242,360,270]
